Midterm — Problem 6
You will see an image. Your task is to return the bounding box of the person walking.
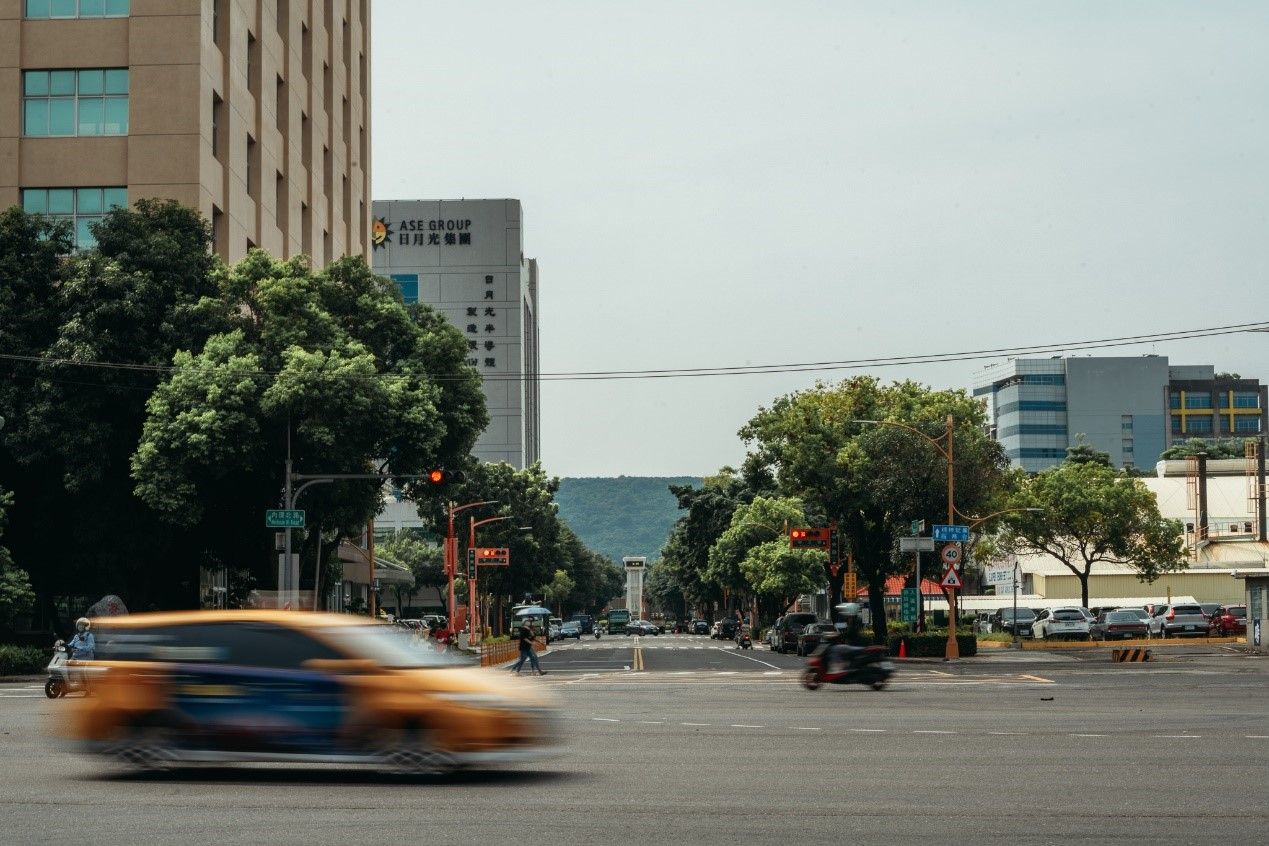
[510,621,546,675]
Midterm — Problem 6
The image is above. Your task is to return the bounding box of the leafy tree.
[0,487,35,629]
[706,495,824,617]
[1064,437,1112,467]
[1160,437,1253,461]
[543,568,575,616]
[643,561,686,619]
[739,377,1009,642]
[997,459,1188,608]
[379,530,446,606]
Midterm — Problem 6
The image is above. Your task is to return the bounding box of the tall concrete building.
[1,0,371,264]
[371,199,541,468]
[975,357,1266,473]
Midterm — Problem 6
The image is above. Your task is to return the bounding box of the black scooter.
[801,644,895,691]
[736,630,753,650]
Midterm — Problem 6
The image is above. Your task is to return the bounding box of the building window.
[276,75,287,134]
[1234,417,1262,433]
[1021,374,1065,386]
[22,187,126,250]
[1122,439,1134,454]
[26,0,129,17]
[1184,393,1212,409]
[1121,415,1133,431]
[213,0,226,48]
[211,93,225,160]
[390,274,418,305]
[246,134,258,199]
[1170,393,1182,409]
[1187,417,1213,433]
[1171,415,1182,435]
[1232,392,1261,409]
[23,69,128,137]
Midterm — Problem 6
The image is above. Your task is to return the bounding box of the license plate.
[1185,625,1194,631]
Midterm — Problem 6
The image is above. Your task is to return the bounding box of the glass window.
[1235,417,1261,433]
[26,0,127,17]
[391,274,419,305]
[1171,416,1182,434]
[1187,417,1213,433]
[1233,392,1260,409]
[1184,394,1212,409]
[21,186,126,250]
[22,69,128,137]
[1169,393,1181,409]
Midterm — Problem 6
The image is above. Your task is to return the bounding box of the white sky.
[372,1,1269,477]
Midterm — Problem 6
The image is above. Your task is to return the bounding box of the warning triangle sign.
[940,568,962,588]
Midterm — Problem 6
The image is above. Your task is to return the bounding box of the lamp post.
[467,516,531,646]
[855,415,959,658]
[446,500,497,632]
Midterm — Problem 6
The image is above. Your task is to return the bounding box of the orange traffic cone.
[898,639,908,659]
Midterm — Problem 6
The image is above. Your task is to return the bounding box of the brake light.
[1166,609,1175,621]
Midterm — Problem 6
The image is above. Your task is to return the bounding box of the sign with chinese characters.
[377,216,475,248]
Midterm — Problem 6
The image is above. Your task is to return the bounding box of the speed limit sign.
[940,543,961,566]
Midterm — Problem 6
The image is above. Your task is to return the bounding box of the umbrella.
[512,606,552,617]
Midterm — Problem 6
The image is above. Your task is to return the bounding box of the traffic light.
[476,547,510,565]
[426,467,466,485]
[466,547,477,579]
[789,527,831,549]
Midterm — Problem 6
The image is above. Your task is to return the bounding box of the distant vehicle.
[637,620,659,636]
[1031,608,1091,641]
[691,620,709,635]
[559,621,582,639]
[1117,608,1150,623]
[766,616,784,649]
[606,609,631,635]
[773,613,819,653]
[1209,605,1247,636]
[549,618,563,640]
[568,614,594,634]
[714,619,739,640]
[710,621,722,638]
[1149,604,1210,638]
[796,623,838,656]
[1090,610,1149,641]
[1199,603,1222,620]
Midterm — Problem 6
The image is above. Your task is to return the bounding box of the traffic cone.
[898,639,908,659]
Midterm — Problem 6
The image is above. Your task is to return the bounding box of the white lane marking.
[850,729,887,733]
[913,730,955,734]
[989,732,1023,736]
[639,720,664,724]
[592,718,620,722]
[762,671,783,676]
[669,671,695,675]
[1245,735,1269,739]
[731,724,764,728]
[1071,734,1107,737]
[1154,734,1201,738]
[792,727,822,731]
[715,671,737,676]
[681,722,711,726]
[713,647,783,670]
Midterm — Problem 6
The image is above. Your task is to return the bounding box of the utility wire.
[0,320,1264,384]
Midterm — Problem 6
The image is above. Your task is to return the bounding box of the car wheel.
[800,669,822,691]
[112,723,179,772]
[376,727,457,777]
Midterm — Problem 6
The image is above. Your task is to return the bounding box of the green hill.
[555,476,703,565]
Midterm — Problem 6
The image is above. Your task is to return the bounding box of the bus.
[605,608,630,635]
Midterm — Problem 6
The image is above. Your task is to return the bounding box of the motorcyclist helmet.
[75,617,91,632]
[835,603,861,619]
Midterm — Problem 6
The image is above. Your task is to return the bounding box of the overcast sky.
[372,1,1269,478]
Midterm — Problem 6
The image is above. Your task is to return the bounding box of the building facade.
[1,0,371,264]
[975,357,1265,473]
[371,198,541,468]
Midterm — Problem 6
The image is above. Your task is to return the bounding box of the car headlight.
[432,692,517,709]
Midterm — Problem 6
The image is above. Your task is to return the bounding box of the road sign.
[266,509,305,528]
[842,572,857,598]
[899,536,936,552]
[940,568,962,588]
[910,520,925,535]
[940,543,962,566]
[900,587,919,623]
[932,524,970,542]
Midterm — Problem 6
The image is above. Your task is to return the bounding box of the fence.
[479,637,547,667]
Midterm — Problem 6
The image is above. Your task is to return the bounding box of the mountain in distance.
[555,476,703,566]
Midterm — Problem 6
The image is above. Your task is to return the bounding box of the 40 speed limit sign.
[940,543,961,566]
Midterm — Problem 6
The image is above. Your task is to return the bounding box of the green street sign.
[900,587,919,623]
[266,509,305,528]
[910,520,924,535]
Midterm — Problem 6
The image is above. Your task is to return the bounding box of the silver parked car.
[1147,604,1209,638]
[1031,607,1092,641]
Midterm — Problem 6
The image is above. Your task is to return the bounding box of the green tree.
[706,495,825,617]
[1064,437,1112,467]
[739,377,1009,642]
[543,568,576,616]
[997,459,1188,608]
[1160,437,1252,460]
[380,530,446,606]
[0,487,35,629]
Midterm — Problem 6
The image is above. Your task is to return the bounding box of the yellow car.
[64,610,560,773]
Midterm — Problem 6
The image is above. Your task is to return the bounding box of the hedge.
[887,633,977,658]
[0,644,46,676]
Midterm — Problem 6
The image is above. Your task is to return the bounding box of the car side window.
[206,624,345,669]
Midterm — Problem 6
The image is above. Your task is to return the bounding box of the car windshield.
[1053,610,1085,621]
[1001,609,1035,620]
[1229,607,1246,618]
[318,625,456,669]
[1172,606,1202,615]
[1107,612,1138,622]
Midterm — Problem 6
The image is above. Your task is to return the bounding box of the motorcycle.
[801,644,895,691]
[594,629,602,639]
[44,640,89,699]
[736,630,753,650]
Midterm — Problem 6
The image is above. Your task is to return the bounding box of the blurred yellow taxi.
[64,610,559,773]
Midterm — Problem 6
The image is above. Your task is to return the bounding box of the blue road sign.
[932,524,969,542]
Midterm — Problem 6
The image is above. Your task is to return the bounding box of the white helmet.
[835,603,861,618]
[75,617,91,631]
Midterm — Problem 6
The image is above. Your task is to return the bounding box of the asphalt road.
[2,634,1267,845]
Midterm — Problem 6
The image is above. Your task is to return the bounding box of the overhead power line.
[0,320,1264,384]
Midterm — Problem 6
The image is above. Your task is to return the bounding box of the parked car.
[692,619,709,635]
[1117,607,1150,623]
[1209,605,1247,636]
[710,621,722,638]
[549,618,563,640]
[796,623,839,656]
[1148,604,1209,638]
[628,620,658,636]
[1031,607,1092,641]
[1090,610,1149,640]
[1199,603,1222,620]
[568,614,595,634]
[559,621,582,639]
[766,616,784,649]
[991,607,1037,637]
[772,613,819,654]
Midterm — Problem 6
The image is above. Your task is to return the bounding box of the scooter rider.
[67,617,95,661]
[821,603,866,674]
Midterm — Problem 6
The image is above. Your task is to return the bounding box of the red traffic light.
[425,467,465,485]
[428,468,445,484]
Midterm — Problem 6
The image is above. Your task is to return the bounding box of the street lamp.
[446,500,497,629]
[854,415,960,658]
[467,516,531,646]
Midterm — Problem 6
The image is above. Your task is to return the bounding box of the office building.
[371,198,541,468]
[1,0,371,264]
[974,357,1266,472]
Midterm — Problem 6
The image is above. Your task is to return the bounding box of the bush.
[0,644,46,676]
[887,633,977,658]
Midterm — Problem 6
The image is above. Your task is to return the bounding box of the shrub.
[887,633,977,658]
[0,644,46,676]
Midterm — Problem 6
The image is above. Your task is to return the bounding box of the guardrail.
[479,637,547,667]
[1112,648,1152,663]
